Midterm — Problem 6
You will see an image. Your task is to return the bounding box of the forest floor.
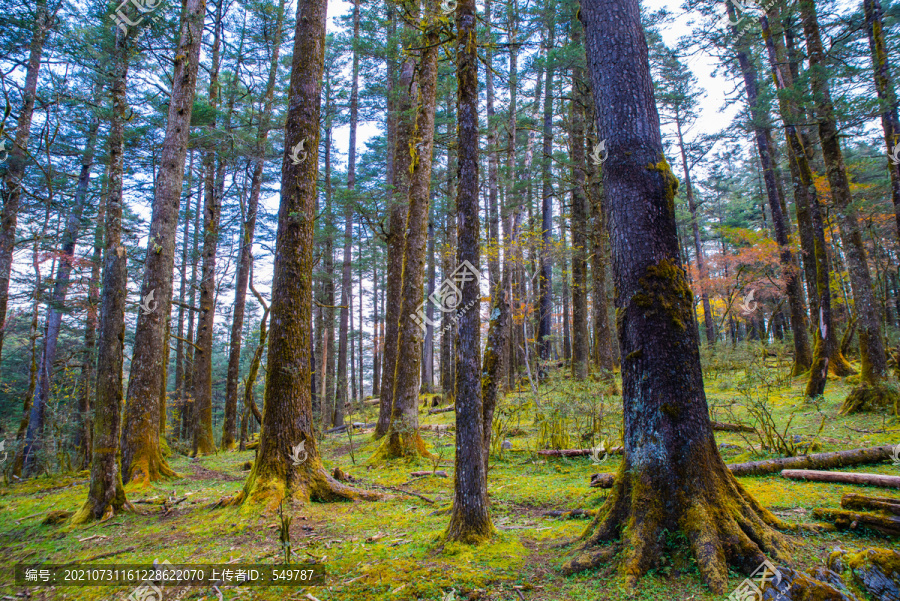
[0,344,898,601]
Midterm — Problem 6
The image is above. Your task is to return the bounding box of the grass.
[1,343,898,600]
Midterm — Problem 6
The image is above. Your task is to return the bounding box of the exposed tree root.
[226,458,382,513]
[840,383,900,415]
[564,444,792,594]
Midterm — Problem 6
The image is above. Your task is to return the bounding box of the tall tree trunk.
[379,0,440,459]
[174,152,194,435]
[864,0,900,245]
[121,0,207,484]
[358,245,365,399]
[675,118,715,347]
[725,4,811,375]
[440,104,457,404]
[191,0,226,456]
[181,173,202,439]
[445,0,494,543]
[22,108,99,473]
[799,0,890,397]
[566,0,789,590]
[375,2,415,438]
[223,0,286,450]
[337,0,360,425]
[239,279,269,450]
[322,105,336,429]
[75,184,105,470]
[538,5,556,363]
[421,220,436,393]
[485,0,501,299]
[372,255,380,397]
[586,119,616,374]
[231,0,378,508]
[0,0,52,366]
[349,268,357,402]
[570,31,589,380]
[72,26,133,523]
[760,13,849,398]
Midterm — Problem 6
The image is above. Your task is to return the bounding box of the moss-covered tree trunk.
[121,0,206,484]
[760,13,850,397]
[537,3,556,363]
[569,29,589,380]
[566,0,790,591]
[798,0,892,408]
[379,0,440,459]
[864,0,900,244]
[232,0,379,510]
[375,6,415,439]
[725,3,811,376]
[72,28,132,523]
[445,0,494,544]
[223,0,285,449]
[75,193,104,470]
[586,120,616,374]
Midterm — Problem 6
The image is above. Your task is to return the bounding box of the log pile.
[812,493,900,537]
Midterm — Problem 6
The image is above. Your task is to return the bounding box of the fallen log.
[841,493,900,515]
[728,446,894,477]
[325,422,375,434]
[427,407,454,415]
[781,469,900,489]
[410,470,447,478]
[541,509,597,518]
[420,424,453,432]
[537,447,624,457]
[589,446,895,487]
[711,421,756,433]
[812,508,900,537]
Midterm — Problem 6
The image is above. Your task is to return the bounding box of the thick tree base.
[563,462,792,594]
[370,430,433,461]
[70,485,133,525]
[125,453,179,487]
[840,384,900,415]
[226,459,382,512]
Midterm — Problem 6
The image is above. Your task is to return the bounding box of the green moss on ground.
[1,343,898,600]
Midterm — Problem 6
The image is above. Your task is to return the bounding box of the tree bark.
[375,3,415,439]
[75,181,105,470]
[570,26,589,380]
[799,0,890,398]
[174,151,193,437]
[538,5,556,363]
[192,0,227,456]
[485,0,501,300]
[422,220,436,393]
[567,0,789,591]
[379,0,440,459]
[72,25,132,523]
[223,0,286,449]
[586,119,616,374]
[725,3,811,374]
[760,13,851,399]
[445,0,494,544]
[0,0,52,366]
[232,0,379,508]
[121,0,206,484]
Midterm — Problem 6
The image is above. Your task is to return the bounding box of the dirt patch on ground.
[186,461,244,482]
